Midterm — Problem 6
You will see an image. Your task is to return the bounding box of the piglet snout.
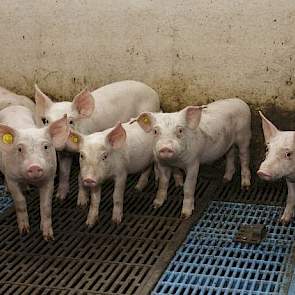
[257,170,273,181]
[158,147,175,159]
[83,178,97,187]
[27,164,43,179]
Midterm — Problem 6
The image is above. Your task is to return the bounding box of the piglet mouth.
[257,170,274,181]
[26,175,44,182]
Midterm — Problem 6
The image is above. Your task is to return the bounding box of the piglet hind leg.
[173,168,184,187]
[56,152,73,200]
[236,133,251,189]
[181,162,199,219]
[223,146,236,183]
[135,166,152,191]
[39,180,54,241]
[280,181,295,225]
[154,165,171,208]
[112,174,127,224]
[86,186,101,227]
[6,179,30,235]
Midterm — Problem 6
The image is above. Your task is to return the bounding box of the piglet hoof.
[153,198,165,209]
[241,184,251,191]
[280,216,291,226]
[86,215,98,227]
[135,179,148,192]
[174,176,184,187]
[18,222,30,235]
[41,224,54,241]
[223,176,233,184]
[112,209,123,225]
[43,232,54,241]
[180,208,193,219]
[112,217,122,225]
[241,178,251,190]
[56,184,69,201]
[77,199,89,209]
[280,210,293,225]
[134,184,144,192]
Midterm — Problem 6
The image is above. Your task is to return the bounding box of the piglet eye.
[18,147,22,153]
[177,127,184,137]
[44,145,48,150]
[80,153,84,160]
[69,120,74,125]
[153,128,158,135]
[286,151,292,159]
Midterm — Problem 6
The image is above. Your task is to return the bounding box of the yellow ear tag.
[71,134,79,143]
[143,116,150,125]
[2,133,13,144]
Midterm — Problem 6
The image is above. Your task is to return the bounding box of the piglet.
[0,105,69,240]
[66,121,154,226]
[134,98,252,218]
[0,86,35,113]
[257,112,295,224]
[34,80,160,201]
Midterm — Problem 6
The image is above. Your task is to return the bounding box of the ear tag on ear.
[70,134,79,143]
[142,115,150,125]
[2,133,13,144]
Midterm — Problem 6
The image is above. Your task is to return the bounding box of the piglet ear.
[183,106,202,129]
[35,84,53,119]
[259,111,279,142]
[72,88,95,118]
[106,122,126,149]
[133,112,155,133]
[48,115,70,151]
[0,124,17,152]
[66,129,83,152]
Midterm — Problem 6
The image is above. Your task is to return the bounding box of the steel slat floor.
[0,166,216,295]
[1,164,295,294]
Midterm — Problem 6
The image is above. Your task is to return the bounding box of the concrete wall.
[1,0,295,166]
[0,0,294,108]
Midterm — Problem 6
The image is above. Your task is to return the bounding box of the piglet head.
[135,106,202,162]
[35,85,94,133]
[68,122,126,187]
[257,111,295,181]
[0,116,69,183]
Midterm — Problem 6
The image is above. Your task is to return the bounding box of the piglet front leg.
[86,186,101,227]
[281,181,295,224]
[154,165,171,208]
[6,178,30,235]
[112,173,127,224]
[181,162,199,219]
[77,173,89,208]
[39,179,54,241]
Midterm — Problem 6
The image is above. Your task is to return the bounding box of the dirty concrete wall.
[0,0,295,168]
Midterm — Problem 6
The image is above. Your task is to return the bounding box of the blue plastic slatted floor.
[152,201,295,295]
[0,185,13,213]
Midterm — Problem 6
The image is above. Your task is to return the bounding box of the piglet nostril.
[27,165,43,178]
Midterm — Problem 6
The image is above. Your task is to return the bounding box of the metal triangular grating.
[0,165,216,294]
